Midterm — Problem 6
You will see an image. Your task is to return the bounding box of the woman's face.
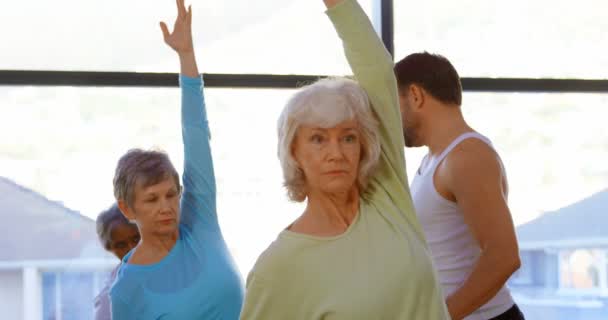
[292,119,362,197]
[119,178,181,242]
[108,222,140,260]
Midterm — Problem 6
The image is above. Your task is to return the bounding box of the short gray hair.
[113,148,180,208]
[277,77,381,202]
[95,203,136,250]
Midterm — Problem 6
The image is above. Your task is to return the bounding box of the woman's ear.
[290,135,301,166]
[117,200,136,222]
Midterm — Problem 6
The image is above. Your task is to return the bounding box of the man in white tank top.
[393,53,525,320]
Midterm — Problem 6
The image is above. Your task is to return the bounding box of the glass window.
[3,87,607,269]
[404,93,608,320]
[2,87,608,319]
[42,271,105,320]
[0,86,303,274]
[60,272,95,320]
[42,273,57,320]
[406,92,608,226]
[394,0,608,79]
[559,249,604,290]
[0,0,375,75]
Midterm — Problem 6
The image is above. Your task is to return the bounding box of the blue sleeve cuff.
[179,74,204,86]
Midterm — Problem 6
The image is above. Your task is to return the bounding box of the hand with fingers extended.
[160,0,198,77]
[160,0,194,55]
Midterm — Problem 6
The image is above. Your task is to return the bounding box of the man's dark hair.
[394,52,462,106]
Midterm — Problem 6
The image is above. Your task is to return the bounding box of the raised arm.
[161,0,219,231]
[325,0,407,187]
[325,0,427,242]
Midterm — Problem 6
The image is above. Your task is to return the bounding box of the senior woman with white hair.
[240,0,450,319]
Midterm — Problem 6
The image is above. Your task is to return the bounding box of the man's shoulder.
[438,135,505,192]
[445,136,501,171]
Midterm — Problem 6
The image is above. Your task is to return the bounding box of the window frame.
[0,0,605,93]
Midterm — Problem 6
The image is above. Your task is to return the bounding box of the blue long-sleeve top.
[110,75,244,320]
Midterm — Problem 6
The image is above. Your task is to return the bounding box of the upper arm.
[443,142,519,256]
[326,0,425,241]
[180,75,219,231]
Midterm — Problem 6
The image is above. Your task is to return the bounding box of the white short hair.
[277,77,381,202]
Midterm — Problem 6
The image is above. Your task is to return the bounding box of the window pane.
[60,272,94,320]
[394,0,608,79]
[0,0,374,74]
[559,250,603,290]
[405,92,608,225]
[425,92,608,320]
[0,85,303,275]
[2,87,608,320]
[42,273,57,320]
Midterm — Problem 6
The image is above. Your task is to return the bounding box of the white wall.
[0,270,23,320]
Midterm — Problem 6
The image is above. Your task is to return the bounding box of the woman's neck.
[290,188,360,237]
[128,230,179,265]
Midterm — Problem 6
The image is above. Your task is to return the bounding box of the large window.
[0,86,303,274]
[559,249,608,293]
[2,87,607,272]
[406,92,608,226]
[42,271,110,320]
[0,0,374,75]
[2,0,608,319]
[394,0,608,79]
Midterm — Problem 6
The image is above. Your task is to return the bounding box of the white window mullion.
[557,251,566,290]
[22,266,42,320]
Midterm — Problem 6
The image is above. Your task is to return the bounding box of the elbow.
[509,252,521,274]
[500,248,521,276]
[485,245,521,277]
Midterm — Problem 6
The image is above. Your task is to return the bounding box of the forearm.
[447,251,520,320]
[180,78,212,203]
[325,0,407,187]
[179,74,218,229]
[326,0,401,143]
[179,51,199,78]
[326,0,394,81]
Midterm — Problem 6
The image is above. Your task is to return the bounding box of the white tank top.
[410,132,514,320]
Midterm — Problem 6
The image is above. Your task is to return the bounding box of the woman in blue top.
[109,1,244,319]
